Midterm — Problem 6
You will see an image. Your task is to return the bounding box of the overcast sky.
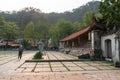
[0,0,100,13]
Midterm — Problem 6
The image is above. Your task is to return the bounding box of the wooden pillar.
[75,38,78,47]
[64,42,66,47]
[72,41,74,47]
[66,41,68,47]
[62,42,65,48]
[78,37,80,47]
[88,32,91,40]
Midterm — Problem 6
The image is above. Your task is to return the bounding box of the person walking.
[18,44,23,59]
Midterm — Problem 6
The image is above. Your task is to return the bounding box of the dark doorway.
[105,39,112,58]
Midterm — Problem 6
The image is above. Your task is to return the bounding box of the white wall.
[101,34,119,62]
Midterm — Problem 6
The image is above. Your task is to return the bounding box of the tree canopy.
[99,0,120,29]
[23,21,35,39]
[49,19,74,46]
[0,17,19,40]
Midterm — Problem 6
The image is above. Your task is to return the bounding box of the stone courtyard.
[0,51,120,80]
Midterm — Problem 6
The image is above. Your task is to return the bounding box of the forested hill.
[46,1,100,23]
[0,1,100,26]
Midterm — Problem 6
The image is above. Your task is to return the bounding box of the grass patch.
[32,51,43,60]
[110,63,114,66]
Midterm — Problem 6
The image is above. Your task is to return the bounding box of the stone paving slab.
[82,71,120,80]
[0,57,17,65]
[36,64,43,68]
[0,71,120,80]
[21,64,36,68]
[23,68,34,72]
[75,63,90,66]
[50,62,61,64]
[16,68,24,72]
[38,62,49,65]
[36,64,50,68]
[42,64,50,68]
[51,64,64,67]
[82,66,99,71]
[64,63,77,67]
[62,62,73,64]
[52,67,68,72]
[67,67,84,71]
[35,68,51,72]
[88,63,102,66]
[96,66,116,70]
[73,62,85,64]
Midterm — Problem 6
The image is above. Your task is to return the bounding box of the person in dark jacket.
[18,45,23,59]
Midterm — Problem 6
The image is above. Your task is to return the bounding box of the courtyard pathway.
[0,51,120,80]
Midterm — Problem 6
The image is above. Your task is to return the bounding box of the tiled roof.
[60,26,91,42]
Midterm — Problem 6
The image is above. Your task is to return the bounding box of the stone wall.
[101,34,116,60]
[60,48,92,57]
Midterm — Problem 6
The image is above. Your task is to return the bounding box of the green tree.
[0,21,19,48]
[35,20,49,39]
[0,16,5,26]
[18,7,47,31]
[83,11,95,26]
[72,11,96,33]
[1,22,19,39]
[23,21,40,49]
[23,22,35,49]
[49,26,60,46]
[73,22,86,32]
[99,0,120,29]
[23,21,35,39]
[49,19,74,46]
[57,19,74,39]
[0,16,5,38]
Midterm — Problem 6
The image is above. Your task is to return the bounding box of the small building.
[60,18,120,67]
[101,30,120,67]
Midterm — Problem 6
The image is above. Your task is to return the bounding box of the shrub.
[33,51,43,59]
[21,39,31,50]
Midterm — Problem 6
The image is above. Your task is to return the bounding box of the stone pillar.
[91,31,95,50]
[115,31,120,67]
[91,30,102,59]
[66,41,68,47]
[72,41,74,47]
[91,30,101,50]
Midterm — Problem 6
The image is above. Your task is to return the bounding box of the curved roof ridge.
[61,25,92,42]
